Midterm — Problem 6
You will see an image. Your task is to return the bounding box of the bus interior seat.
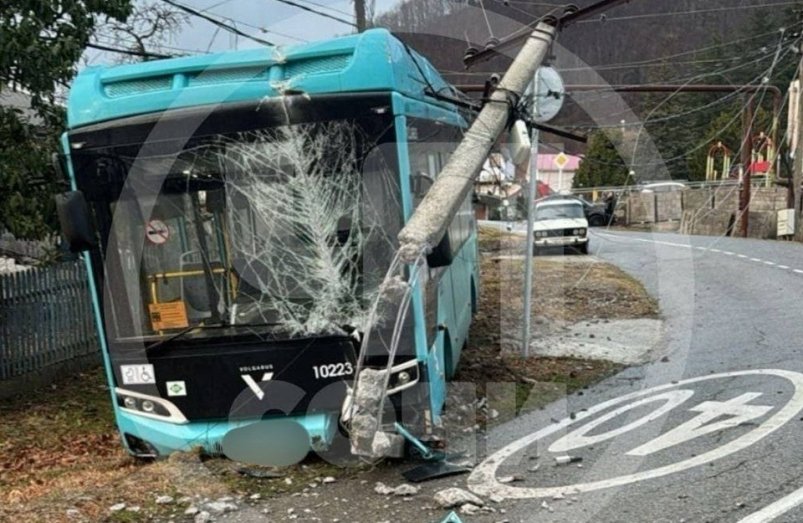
[180,250,224,321]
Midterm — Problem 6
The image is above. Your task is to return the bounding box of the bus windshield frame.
[67,93,402,348]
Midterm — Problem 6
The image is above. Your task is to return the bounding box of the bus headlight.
[141,400,156,413]
[123,397,138,409]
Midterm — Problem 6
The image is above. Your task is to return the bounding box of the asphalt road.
[220,229,803,523]
[466,228,803,523]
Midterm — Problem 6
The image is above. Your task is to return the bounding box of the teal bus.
[56,29,479,461]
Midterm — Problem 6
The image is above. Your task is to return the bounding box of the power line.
[576,1,803,24]
[267,0,358,27]
[92,34,211,55]
[204,12,309,42]
[162,0,276,46]
[293,0,354,18]
[86,42,172,59]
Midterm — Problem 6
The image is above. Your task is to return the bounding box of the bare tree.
[96,1,188,62]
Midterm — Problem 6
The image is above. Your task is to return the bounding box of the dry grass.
[0,226,659,520]
[453,226,659,423]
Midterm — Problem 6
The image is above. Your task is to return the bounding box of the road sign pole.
[522,101,541,357]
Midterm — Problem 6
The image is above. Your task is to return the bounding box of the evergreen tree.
[573,130,631,189]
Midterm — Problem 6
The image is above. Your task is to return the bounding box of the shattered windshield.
[75,118,400,342]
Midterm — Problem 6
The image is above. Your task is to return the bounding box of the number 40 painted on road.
[549,390,773,457]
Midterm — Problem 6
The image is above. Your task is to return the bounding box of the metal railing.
[0,262,98,381]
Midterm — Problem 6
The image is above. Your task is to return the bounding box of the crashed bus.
[56,28,479,461]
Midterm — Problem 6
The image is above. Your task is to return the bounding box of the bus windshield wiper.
[145,322,283,356]
[145,322,227,355]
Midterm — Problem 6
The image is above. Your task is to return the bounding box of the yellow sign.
[149,301,189,331]
[554,152,569,170]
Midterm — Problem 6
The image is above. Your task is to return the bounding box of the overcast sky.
[84,0,397,67]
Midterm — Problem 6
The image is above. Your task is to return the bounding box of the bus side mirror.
[427,232,453,268]
[55,191,97,252]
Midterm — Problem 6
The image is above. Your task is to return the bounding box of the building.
[535,153,582,194]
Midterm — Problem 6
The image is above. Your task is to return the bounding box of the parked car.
[533,199,589,254]
[537,194,614,227]
[641,181,688,193]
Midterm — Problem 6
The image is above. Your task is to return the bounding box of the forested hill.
[377,0,798,86]
[375,0,802,177]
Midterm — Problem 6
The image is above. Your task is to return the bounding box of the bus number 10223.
[312,362,354,379]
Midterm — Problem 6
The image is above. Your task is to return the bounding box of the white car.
[533,199,589,254]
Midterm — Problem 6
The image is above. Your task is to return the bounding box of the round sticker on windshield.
[146,219,170,245]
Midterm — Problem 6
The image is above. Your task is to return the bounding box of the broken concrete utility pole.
[398,22,557,260]
[398,0,636,260]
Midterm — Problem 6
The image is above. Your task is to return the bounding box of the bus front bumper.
[116,409,338,459]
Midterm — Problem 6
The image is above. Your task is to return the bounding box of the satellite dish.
[531,66,565,124]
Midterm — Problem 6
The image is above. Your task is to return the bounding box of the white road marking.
[468,370,803,500]
[627,392,772,457]
[595,232,803,276]
[548,390,695,454]
[738,485,803,523]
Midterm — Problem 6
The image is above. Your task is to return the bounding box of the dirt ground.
[0,226,658,522]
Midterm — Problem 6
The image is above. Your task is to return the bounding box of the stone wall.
[620,186,788,240]
[627,193,656,223]
[655,192,682,222]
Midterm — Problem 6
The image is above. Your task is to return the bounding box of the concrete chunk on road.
[434,487,485,508]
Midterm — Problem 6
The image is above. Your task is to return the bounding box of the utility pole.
[521,71,540,357]
[398,21,558,259]
[398,0,636,259]
[740,95,754,238]
[793,49,803,241]
[355,0,366,32]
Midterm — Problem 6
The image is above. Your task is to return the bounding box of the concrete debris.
[155,495,174,505]
[127,506,141,512]
[375,482,395,495]
[392,484,420,496]
[461,503,482,515]
[322,476,337,484]
[66,509,80,519]
[375,482,420,497]
[350,368,389,457]
[185,506,200,516]
[109,503,126,512]
[555,455,583,466]
[489,494,505,504]
[249,493,262,500]
[194,511,213,523]
[434,488,485,509]
[205,500,238,514]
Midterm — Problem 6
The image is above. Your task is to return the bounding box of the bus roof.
[67,29,457,129]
